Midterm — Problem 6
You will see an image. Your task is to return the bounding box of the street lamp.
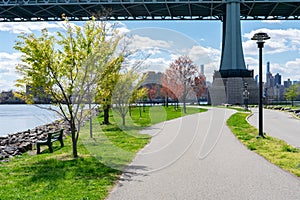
[251,32,270,138]
[243,83,249,110]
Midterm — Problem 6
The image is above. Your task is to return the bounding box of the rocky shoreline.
[265,105,300,118]
[0,119,71,162]
[0,108,101,162]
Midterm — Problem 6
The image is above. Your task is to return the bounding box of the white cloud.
[185,45,220,81]
[0,22,62,34]
[284,58,300,80]
[124,34,172,52]
[114,22,130,35]
[0,52,21,73]
[243,28,300,55]
[141,57,173,72]
[123,31,221,81]
[187,45,220,64]
[242,28,300,82]
[244,56,258,67]
[119,31,221,82]
[0,52,21,91]
[264,60,300,82]
[245,58,300,82]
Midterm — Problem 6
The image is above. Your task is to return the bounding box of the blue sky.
[0,20,299,91]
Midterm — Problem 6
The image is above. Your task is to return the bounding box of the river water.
[0,104,60,136]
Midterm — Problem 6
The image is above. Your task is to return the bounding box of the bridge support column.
[209,0,258,105]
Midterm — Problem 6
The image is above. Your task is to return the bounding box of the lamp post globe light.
[251,32,270,138]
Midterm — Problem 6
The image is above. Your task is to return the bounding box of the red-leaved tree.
[147,84,159,105]
[193,75,207,103]
[161,77,177,108]
[162,55,199,113]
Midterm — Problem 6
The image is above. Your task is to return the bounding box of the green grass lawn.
[0,105,206,200]
[227,112,300,177]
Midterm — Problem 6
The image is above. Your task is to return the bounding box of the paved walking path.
[248,108,300,148]
[107,108,300,200]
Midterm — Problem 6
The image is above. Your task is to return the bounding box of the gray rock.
[18,142,32,153]
[292,109,300,113]
[4,146,18,154]
[0,108,98,161]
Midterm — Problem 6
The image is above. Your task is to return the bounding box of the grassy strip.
[218,105,251,112]
[0,106,206,200]
[227,112,300,177]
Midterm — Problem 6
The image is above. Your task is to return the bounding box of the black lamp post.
[243,83,249,111]
[251,32,270,138]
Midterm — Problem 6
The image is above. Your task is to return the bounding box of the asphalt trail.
[248,108,300,148]
[107,108,300,200]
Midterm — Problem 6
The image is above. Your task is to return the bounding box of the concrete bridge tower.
[209,0,258,105]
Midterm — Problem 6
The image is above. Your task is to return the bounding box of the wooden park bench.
[37,129,64,154]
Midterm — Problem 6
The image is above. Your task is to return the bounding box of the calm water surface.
[0,104,60,136]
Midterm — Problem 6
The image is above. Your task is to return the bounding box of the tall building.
[200,64,204,75]
[266,62,275,88]
[284,78,292,88]
[274,73,282,85]
[255,75,258,85]
[142,71,163,86]
[266,61,270,73]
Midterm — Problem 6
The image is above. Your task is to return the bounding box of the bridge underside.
[1,0,299,105]
[1,0,300,22]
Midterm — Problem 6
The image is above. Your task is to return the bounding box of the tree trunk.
[129,105,131,116]
[103,106,110,125]
[89,117,93,138]
[122,115,126,126]
[166,95,169,108]
[89,103,93,138]
[139,105,142,117]
[183,101,186,113]
[71,129,78,158]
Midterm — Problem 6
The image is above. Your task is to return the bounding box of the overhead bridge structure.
[1,0,300,22]
[1,0,299,105]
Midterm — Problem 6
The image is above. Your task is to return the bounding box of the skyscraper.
[200,64,204,75]
[255,75,258,85]
[274,73,282,85]
[266,62,274,88]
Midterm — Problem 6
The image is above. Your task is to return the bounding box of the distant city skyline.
[0,20,300,91]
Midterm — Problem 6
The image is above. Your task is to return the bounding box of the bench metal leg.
[60,139,64,147]
[37,144,41,154]
[48,144,53,153]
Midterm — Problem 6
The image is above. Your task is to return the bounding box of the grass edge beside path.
[227,111,300,178]
[0,106,207,200]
